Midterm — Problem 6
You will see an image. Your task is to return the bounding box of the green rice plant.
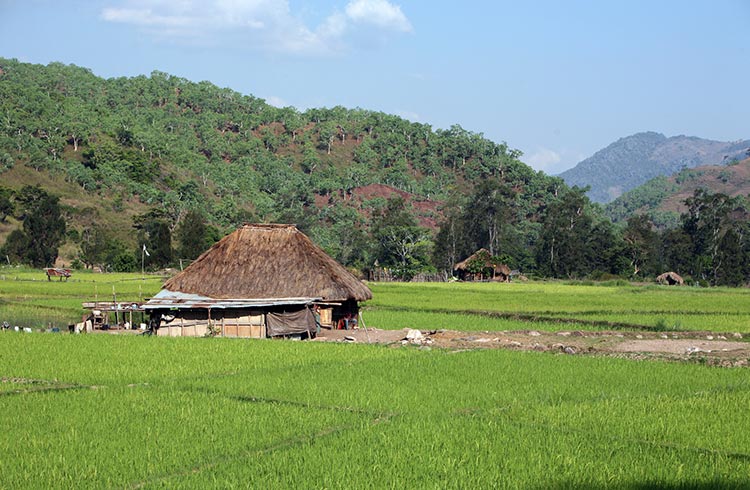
[1,335,749,488]
[0,267,163,328]
[366,282,750,333]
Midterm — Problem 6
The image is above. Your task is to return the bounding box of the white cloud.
[396,110,420,122]
[525,148,561,173]
[101,0,412,55]
[264,95,288,107]
[345,0,412,32]
[525,147,587,175]
[101,8,193,27]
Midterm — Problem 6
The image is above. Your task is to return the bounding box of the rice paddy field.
[1,268,750,488]
[366,281,750,334]
[2,267,749,334]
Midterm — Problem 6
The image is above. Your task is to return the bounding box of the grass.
[1,276,749,487]
[4,269,748,335]
[0,267,163,328]
[364,281,750,333]
[0,333,748,488]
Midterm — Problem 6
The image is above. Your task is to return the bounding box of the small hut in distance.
[144,224,372,338]
[453,249,511,282]
[656,271,684,286]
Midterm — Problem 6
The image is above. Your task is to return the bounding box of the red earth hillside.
[313,183,443,230]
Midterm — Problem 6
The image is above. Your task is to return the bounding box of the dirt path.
[315,327,749,367]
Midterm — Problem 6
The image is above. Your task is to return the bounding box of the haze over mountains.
[559,132,750,203]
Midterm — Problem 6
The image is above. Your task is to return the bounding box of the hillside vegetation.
[2,59,750,286]
[559,131,750,203]
[605,157,750,227]
[0,57,563,269]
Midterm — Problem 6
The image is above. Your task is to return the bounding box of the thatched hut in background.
[453,248,511,282]
[656,271,684,286]
[144,224,372,338]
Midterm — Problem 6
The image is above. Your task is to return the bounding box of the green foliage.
[433,179,535,273]
[365,281,750,332]
[1,229,29,264]
[604,175,677,224]
[0,185,66,267]
[133,210,172,269]
[0,186,14,222]
[0,57,565,272]
[175,209,210,260]
[0,151,13,172]
[372,196,432,280]
[621,215,659,278]
[675,168,703,184]
[0,319,749,487]
[678,189,750,285]
[535,187,621,278]
[110,249,138,272]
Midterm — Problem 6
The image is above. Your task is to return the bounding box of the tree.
[622,215,658,277]
[79,225,108,269]
[715,228,746,286]
[463,179,515,256]
[535,188,599,278]
[1,229,28,264]
[371,196,432,280]
[1,185,66,267]
[134,210,173,269]
[0,187,14,223]
[681,189,747,283]
[432,197,465,273]
[176,210,209,260]
[659,228,693,277]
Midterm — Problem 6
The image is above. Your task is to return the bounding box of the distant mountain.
[604,157,750,228]
[559,132,750,203]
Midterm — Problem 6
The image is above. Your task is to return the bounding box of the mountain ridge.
[559,131,750,203]
[604,157,750,227]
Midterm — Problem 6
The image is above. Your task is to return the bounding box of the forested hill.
[559,132,750,203]
[0,57,565,272]
[605,157,750,228]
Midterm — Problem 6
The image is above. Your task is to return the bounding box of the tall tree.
[134,210,172,270]
[681,189,747,283]
[79,225,108,269]
[1,185,66,267]
[535,188,598,278]
[622,215,659,277]
[371,196,432,280]
[432,197,466,273]
[464,179,515,257]
[0,187,14,223]
[176,210,209,260]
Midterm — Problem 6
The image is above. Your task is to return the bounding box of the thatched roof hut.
[145,224,371,338]
[453,248,511,282]
[162,223,371,301]
[656,271,684,286]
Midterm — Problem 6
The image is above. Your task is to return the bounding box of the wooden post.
[112,286,118,327]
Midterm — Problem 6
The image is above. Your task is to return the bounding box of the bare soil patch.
[315,327,749,367]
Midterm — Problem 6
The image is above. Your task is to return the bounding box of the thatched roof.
[454,249,510,275]
[454,248,492,271]
[656,271,684,286]
[161,224,372,302]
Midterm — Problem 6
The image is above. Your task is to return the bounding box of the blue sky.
[1,0,748,174]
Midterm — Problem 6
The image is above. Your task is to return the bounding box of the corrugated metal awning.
[143,289,320,310]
